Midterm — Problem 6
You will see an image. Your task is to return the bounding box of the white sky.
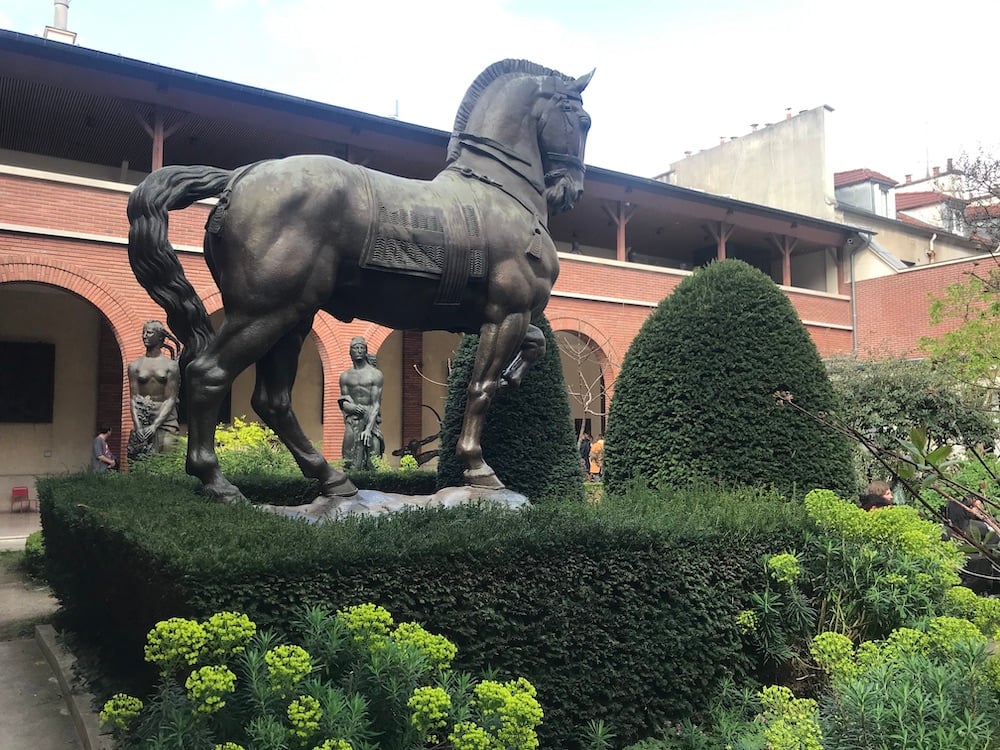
[2,0,999,181]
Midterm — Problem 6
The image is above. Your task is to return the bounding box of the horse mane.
[447,59,572,164]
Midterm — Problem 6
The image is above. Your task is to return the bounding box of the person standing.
[338,336,385,470]
[91,426,116,472]
[859,480,893,511]
[579,432,592,475]
[589,432,605,480]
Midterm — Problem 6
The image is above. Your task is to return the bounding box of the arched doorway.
[0,282,122,496]
[553,325,611,439]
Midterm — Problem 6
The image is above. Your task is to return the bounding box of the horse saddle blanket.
[358,169,488,306]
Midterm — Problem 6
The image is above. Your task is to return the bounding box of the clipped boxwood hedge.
[604,259,855,497]
[40,474,807,747]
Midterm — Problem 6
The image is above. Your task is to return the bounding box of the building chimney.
[785,107,792,120]
[719,136,726,145]
[947,157,953,171]
[684,150,692,158]
[933,166,940,177]
[53,0,69,29]
[44,0,77,43]
[905,174,912,183]
[750,123,759,132]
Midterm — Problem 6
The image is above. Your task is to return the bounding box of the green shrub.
[101,604,544,750]
[603,259,855,498]
[22,530,46,582]
[437,312,584,502]
[40,474,807,747]
[812,620,1000,750]
[920,451,1000,512]
[826,357,996,450]
[130,418,301,478]
[739,488,965,667]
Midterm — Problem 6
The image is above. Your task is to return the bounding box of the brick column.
[95,317,125,461]
[401,330,424,444]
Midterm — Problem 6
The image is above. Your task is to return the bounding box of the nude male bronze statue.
[338,336,384,471]
[127,59,593,505]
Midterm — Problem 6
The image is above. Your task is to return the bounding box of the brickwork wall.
[854,257,989,358]
[95,319,125,461]
[401,330,424,446]
[553,258,854,375]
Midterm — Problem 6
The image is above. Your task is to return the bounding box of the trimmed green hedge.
[40,474,807,747]
[604,260,855,498]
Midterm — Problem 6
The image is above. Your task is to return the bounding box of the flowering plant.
[99,604,543,750]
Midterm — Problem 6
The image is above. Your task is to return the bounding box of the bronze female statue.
[127,59,593,504]
[127,320,181,462]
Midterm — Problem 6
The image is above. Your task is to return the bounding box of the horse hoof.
[463,467,506,490]
[200,484,249,504]
[321,475,359,498]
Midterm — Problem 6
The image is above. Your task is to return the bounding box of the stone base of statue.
[258,486,529,523]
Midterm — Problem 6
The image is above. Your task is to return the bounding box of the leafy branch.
[774,390,1000,567]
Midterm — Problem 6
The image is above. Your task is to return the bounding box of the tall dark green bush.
[603,259,855,497]
[436,312,584,502]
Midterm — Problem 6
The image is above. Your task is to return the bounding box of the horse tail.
[127,165,233,374]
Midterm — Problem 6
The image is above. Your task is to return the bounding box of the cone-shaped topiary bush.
[437,312,585,502]
[603,259,855,497]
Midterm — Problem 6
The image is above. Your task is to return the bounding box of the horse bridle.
[450,82,587,200]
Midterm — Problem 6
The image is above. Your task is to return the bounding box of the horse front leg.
[458,313,530,489]
[499,323,545,391]
[252,320,358,500]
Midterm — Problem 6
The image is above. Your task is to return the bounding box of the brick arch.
[0,255,143,464]
[0,255,137,356]
[548,315,618,414]
[548,316,617,375]
[358,322,395,355]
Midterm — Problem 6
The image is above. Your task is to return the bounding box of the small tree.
[553,320,619,443]
[436,312,584,502]
[603,259,855,497]
[919,260,1000,411]
[826,356,996,452]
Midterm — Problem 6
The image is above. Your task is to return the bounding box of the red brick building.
[0,29,982,498]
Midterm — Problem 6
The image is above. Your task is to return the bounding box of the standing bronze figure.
[338,336,384,471]
[127,320,181,462]
[127,59,593,504]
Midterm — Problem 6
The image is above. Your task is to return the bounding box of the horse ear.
[571,68,596,94]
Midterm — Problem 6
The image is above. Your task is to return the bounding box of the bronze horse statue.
[127,59,593,504]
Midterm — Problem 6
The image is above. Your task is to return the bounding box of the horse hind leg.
[185,311,300,503]
[251,319,358,500]
[185,352,245,503]
[458,312,530,489]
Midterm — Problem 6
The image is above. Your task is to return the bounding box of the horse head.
[447,60,593,216]
[537,70,593,213]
